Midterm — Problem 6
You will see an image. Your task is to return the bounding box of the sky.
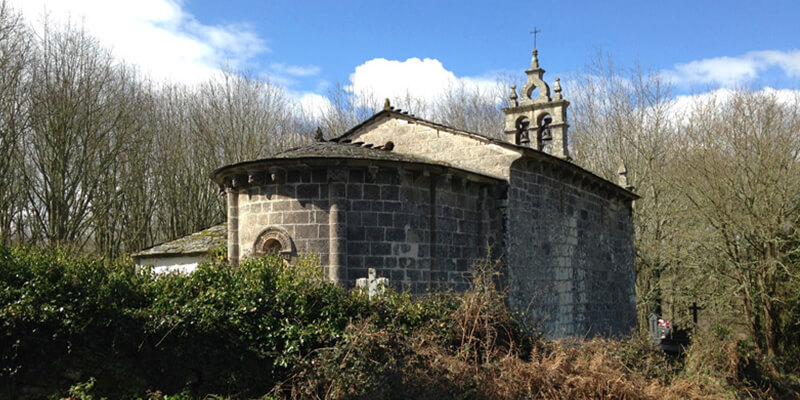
[8,0,800,109]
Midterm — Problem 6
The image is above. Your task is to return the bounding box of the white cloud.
[667,87,800,126]
[295,92,334,120]
[669,88,736,122]
[756,50,800,77]
[665,50,800,88]
[9,0,268,83]
[270,62,321,77]
[346,57,498,107]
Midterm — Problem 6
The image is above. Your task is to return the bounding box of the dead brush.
[450,256,530,366]
[279,320,407,400]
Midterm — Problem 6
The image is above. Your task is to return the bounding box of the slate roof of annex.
[132,224,226,258]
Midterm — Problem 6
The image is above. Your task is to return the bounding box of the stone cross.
[356,268,389,300]
[530,27,541,49]
[648,313,660,340]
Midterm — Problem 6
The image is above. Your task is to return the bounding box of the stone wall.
[232,162,503,292]
[341,167,433,291]
[234,167,332,272]
[431,175,504,291]
[505,158,636,337]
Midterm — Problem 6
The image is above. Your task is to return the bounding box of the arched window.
[253,227,293,258]
[262,238,283,255]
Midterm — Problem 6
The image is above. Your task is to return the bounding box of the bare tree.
[315,81,396,137]
[90,69,155,257]
[675,90,800,358]
[150,83,224,241]
[0,0,30,244]
[192,68,305,167]
[432,80,506,138]
[317,78,507,139]
[23,21,134,249]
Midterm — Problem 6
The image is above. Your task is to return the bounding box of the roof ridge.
[334,109,507,146]
[273,139,397,157]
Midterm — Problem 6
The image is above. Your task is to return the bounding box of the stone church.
[138,49,637,337]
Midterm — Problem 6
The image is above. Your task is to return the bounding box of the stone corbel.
[454,175,467,191]
[439,173,452,188]
[268,167,282,183]
[367,165,379,182]
[396,167,411,184]
[328,166,348,183]
[231,175,244,189]
[248,170,266,186]
[219,180,231,196]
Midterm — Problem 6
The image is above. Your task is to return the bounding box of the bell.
[541,128,552,141]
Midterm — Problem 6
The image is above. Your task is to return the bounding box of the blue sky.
[194,0,800,86]
[10,0,800,105]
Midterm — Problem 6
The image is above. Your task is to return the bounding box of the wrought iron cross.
[689,301,703,324]
[530,27,542,49]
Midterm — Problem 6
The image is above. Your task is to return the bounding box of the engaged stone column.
[328,167,348,285]
[225,176,241,266]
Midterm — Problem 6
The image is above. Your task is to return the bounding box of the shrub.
[2,245,798,399]
[0,247,356,398]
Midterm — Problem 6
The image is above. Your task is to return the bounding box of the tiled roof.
[132,224,226,258]
[212,140,506,186]
[269,141,445,165]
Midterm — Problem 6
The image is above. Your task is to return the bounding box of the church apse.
[213,141,505,292]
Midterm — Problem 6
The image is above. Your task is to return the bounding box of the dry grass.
[276,259,798,400]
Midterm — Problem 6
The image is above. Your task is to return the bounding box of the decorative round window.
[253,227,293,258]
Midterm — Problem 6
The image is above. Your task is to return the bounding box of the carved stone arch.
[536,111,552,126]
[253,226,294,258]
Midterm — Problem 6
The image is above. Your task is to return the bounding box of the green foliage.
[0,246,478,399]
[0,246,358,398]
[66,377,107,400]
[3,245,798,399]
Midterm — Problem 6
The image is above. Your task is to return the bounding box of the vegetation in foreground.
[2,246,798,399]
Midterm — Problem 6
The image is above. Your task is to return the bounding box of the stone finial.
[530,49,540,70]
[384,98,391,110]
[509,85,518,107]
[314,126,324,142]
[618,162,633,190]
[553,77,563,100]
